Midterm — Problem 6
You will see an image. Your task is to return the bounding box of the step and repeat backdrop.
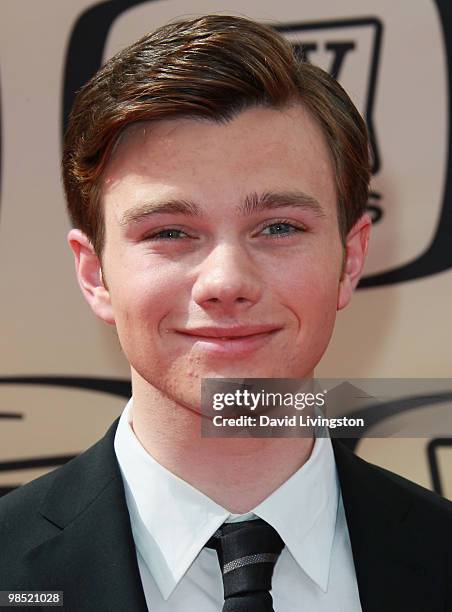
[0,0,451,498]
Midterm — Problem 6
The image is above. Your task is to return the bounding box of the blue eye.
[145,229,188,240]
[261,222,304,238]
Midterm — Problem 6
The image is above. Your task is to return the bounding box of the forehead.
[100,105,336,221]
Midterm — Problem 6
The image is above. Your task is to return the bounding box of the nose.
[191,242,263,313]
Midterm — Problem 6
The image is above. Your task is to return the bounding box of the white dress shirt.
[114,399,362,611]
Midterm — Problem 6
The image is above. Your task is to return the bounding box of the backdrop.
[1,0,451,499]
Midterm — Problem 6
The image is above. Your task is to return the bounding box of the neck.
[129,372,315,514]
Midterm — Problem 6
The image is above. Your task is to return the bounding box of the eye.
[144,228,189,240]
[260,220,305,238]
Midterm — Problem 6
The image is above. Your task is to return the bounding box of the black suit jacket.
[0,417,451,611]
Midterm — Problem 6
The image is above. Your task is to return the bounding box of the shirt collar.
[114,399,339,598]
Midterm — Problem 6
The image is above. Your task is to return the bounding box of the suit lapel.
[23,418,148,612]
[332,439,441,612]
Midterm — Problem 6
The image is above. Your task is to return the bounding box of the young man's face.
[69,105,370,409]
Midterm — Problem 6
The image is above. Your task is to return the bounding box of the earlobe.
[67,229,116,325]
[337,275,353,311]
[337,213,372,311]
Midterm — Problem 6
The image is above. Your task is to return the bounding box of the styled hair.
[62,14,370,258]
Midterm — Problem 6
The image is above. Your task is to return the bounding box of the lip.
[178,325,281,338]
[174,325,281,356]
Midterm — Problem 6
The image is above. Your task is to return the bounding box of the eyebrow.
[119,190,326,226]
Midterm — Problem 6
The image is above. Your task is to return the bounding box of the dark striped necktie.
[205,518,285,611]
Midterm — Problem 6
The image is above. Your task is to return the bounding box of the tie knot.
[206,518,284,605]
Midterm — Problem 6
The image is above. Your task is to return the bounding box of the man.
[0,14,451,612]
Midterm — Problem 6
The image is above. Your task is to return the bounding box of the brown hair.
[62,14,370,259]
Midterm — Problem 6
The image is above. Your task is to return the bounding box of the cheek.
[278,251,341,313]
[110,270,179,341]
[281,257,341,360]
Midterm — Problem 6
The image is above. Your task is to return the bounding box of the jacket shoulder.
[333,438,452,524]
[0,466,64,555]
[370,459,452,515]
[0,420,118,554]
[0,467,64,588]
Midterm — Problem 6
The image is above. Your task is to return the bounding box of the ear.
[337,213,372,311]
[67,229,116,325]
